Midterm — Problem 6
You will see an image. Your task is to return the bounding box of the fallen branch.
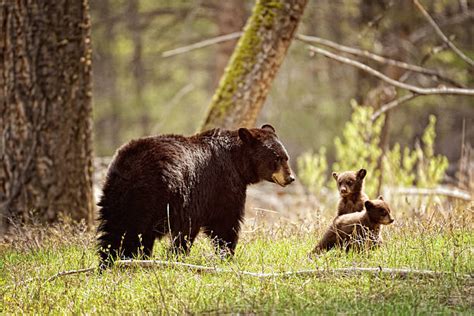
[306,45,474,96]
[372,93,420,120]
[296,34,463,88]
[3,261,470,292]
[116,260,472,279]
[413,0,474,68]
[161,32,243,58]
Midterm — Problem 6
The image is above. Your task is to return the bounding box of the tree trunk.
[201,0,308,131]
[0,0,94,233]
[128,0,150,136]
[212,0,247,89]
[92,0,122,153]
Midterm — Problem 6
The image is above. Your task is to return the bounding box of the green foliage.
[298,107,449,197]
[384,143,417,186]
[417,115,450,187]
[332,102,384,196]
[296,147,328,195]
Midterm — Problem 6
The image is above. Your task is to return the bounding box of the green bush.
[297,105,449,198]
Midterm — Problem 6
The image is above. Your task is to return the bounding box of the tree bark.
[212,0,247,89]
[92,0,122,152]
[201,0,308,131]
[128,0,150,136]
[0,0,94,232]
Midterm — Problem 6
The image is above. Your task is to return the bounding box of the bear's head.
[365,196,394,225]
[238,124,295,187]
[332,169,366,197]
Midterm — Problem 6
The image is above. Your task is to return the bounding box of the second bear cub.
[310,196,394,255]
[333,169,368,216]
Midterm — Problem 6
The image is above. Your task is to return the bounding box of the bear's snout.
[286,175,295,184]
[271,166,295,187]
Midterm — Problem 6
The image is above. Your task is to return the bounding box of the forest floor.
[1,202,473,314]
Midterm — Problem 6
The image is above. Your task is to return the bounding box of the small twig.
[413,0,474,68]
[307,45,474,96]
[372,93,420,120]
[116,260,472,279]
[410,10,474,42]
[297,34,464,88]
[43,267,95,283]
[3,267,95,290]
[161,32,243,58]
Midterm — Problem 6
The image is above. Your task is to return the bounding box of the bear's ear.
[357,168,367,180]
[364,200,374,210]
[332,172,338,181]
[261,124,275,133]
[377,195,384,201]
[239,128,255,144]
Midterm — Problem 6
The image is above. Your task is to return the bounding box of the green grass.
[1,209,473,314]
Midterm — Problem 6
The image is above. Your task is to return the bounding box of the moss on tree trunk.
[201,0,308,131]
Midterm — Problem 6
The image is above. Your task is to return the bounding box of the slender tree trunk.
[201,0,308,131]
[128,0,149,136]
[212,0,247,89]
[93,0,121,152]
[0,0,94,232]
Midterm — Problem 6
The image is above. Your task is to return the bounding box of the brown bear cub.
[310,196,394,255]
[333,169,368,216]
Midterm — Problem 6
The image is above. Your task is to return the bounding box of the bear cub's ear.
[239,128,255,144]
[332,172,338,181]
[364,200,374,210]
[261,124,275,133]
[357,168,367,180]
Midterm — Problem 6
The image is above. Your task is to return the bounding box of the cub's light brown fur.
[333,169,368,216]
[310,196,394,255]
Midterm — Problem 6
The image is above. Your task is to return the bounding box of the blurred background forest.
[90,0,473,179]
[2,0,472,232]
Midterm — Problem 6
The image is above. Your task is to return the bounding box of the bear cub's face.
[365,196,394,225]
[332,169,366,197]
[238,124,294,187]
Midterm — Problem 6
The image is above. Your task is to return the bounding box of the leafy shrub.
[297,104,449,198]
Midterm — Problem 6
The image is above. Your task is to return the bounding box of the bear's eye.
[347,181,353,186]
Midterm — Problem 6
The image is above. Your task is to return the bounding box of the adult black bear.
[97,124,294,267]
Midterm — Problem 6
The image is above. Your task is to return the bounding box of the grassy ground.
[1,205,473,314]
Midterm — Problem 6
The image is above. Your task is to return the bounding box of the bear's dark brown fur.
[333,169,368,216]
[97,125,294,267]
[310,196,394,255]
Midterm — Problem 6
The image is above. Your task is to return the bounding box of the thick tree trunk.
[201,0,308,131]
[0,0,94,232]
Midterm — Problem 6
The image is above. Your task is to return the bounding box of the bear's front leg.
[205,224,240,259]
[169,229,199,256]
